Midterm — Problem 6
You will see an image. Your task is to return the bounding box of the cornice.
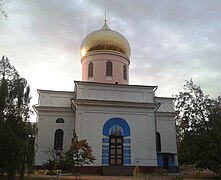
[156,111,176,117]
[74,80,157,90]
[71,99,158,109]
[33,105,73,114]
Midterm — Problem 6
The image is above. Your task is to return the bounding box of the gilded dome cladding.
[80,22,131,58]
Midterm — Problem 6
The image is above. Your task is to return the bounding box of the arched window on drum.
[106,61,113,76]
[123,65,127,80]
[88,62,94,77]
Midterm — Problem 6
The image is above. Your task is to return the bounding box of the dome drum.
[81,52,129,84]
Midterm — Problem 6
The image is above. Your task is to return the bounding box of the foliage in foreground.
[175,79,221,175]
[0,56,37,180]
[43,132,95,172]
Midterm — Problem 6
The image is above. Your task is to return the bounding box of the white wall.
[156,116,177,154]
[74,104,157,166]
[155,97,174,112]
[35,111,74,165]
[37,89,74,107]
[75,81,156,103]
[34,90,75,165]
[35,84,177,167]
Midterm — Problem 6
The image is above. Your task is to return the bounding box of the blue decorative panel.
[102,145,109,148]
[102,155,109,159]
[124,139,131,144]
[124,155,131,159]
[102,138,109,143]
[169,155,175,167]
[157,154,163,167]
[102,149,109,154]
[124,145,131,148]
[124,149,131,155]
[158,153,175,167]
[123,159,131,164]
[102,159,109,165]
[103,117,130,137]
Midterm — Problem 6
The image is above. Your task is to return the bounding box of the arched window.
[54,129,64,150]
[156,132,161,151]
[106,61,112,76]
[88,62,93,77]
[56,118,64,123]
[123,65,127,80]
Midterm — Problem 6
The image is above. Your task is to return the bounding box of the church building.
[34,21,178,175]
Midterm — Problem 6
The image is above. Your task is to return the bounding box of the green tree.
[175,80,221,175]
[63,132,96,171]
[44,132,95,172]
[0,56,36,180]
[201,97,221,175]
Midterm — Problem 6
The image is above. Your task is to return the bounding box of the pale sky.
[1,0,221,121]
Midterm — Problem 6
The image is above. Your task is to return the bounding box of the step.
[102,166,134,176]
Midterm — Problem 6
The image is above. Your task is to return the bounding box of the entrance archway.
[102,117,131,166]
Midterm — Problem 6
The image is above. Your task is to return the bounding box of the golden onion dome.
[80,22,131,58]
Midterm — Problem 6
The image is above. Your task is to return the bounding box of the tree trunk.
[0,169,4,179]
[18,164,25,180]
[7,171,15,180]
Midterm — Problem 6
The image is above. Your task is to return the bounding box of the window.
[106,61,112,76]
[88,62,93,77]
[56,118,64,123]
[156,132,161,151]
[123,65,127,80]
[54,129,64,150]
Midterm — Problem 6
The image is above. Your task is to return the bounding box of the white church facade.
[34,21,178,174]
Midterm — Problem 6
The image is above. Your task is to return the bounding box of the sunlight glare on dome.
[81,48,86,56]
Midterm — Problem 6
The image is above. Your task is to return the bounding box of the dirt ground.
[6,174,180,180]
[180,169,219,179]
[2,169,220,180]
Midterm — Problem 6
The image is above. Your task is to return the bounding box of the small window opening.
[56,118,64,123]
[88,62,94,77]
[123,65,127,80]
[106,61,113,76]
